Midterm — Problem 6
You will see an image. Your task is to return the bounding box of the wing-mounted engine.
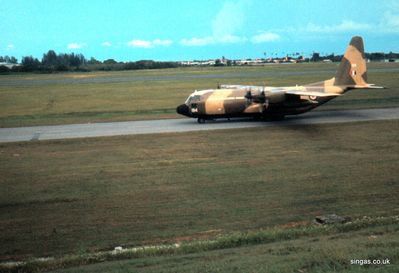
[245,90,268,103]
[244,90,269,113]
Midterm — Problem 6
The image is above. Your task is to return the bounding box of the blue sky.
[1,0,399,62]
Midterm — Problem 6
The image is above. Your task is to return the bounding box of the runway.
[0,108,398,143]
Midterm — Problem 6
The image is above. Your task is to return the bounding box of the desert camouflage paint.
[177,36,383,122]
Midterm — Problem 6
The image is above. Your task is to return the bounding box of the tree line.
[0,50,179,73]
[1,50,399,74]
[0,55,18,64]
[310,52,399,62]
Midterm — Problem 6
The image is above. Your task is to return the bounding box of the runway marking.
[0,107,398,143]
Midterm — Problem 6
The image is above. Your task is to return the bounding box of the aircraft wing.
[285,90,341,97]
[357,84,386,89]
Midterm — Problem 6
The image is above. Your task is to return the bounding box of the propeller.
[244,90,269,111]
[250,90,267,103]
[257,91,266,103]
[244,90,253,100]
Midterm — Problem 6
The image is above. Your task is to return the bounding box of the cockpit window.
[185,95,201,104]
[185,96,192,104]
[192,95,201,101]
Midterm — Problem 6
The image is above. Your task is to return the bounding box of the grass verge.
[1,215,397,273]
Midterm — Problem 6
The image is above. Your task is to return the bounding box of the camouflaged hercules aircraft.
[176,36,384,123]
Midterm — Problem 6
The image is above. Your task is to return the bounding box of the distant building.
[0,62,20,68]
[180,60,216,66]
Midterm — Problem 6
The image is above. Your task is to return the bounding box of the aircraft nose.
[176,104,191,116]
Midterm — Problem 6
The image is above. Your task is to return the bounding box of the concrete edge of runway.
[0,107,398,143]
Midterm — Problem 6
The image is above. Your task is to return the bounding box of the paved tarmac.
[0,108,398,143]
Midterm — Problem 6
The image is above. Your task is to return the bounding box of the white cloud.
[382,11,399,32]
[256,20,376,42]
[101,41,112,47]
[6,44,14,50]
[212,1,246,37]
[218,34,247,43]
[67,42,86,49]
[251,32,280,43]
[304,20,371,33]
[180,35,246,47]
[127,40,152,48]
[374,1,399,33]
[373,2,399,34]
[181,1,249,47]
[127,39,173,48]
[153,39,173,46]
[180,37,214,46]
[181,3,399,48]
[293,17,399,35]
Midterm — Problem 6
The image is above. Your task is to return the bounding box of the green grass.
[58,221,397,273]
[1,216,398,273]
[1,64,399,272]
[0,120,398,267]
[1,63,399,127]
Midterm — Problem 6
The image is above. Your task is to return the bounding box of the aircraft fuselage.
[177,85,333,122]
[177,37,384,123]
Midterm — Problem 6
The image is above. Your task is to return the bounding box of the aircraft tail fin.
[334,36,368,87]
[306,36,385,93]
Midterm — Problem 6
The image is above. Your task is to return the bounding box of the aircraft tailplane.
[334,36,368,87]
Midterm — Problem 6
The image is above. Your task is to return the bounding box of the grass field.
[1,64,399,272]
[1,62,399,127]
[51,218,399,273]
[1,120,398,272]
[3,216,399,272]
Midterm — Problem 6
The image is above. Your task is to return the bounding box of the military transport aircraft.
[176,36,384,123]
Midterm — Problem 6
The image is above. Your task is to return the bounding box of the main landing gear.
[197,118,206,124]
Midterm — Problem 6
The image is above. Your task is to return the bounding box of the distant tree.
[10,56,17,64]
[0,65,10,73]
[42,50,58,67]
[69,53,86,68]
[386,51,399,60]
[311,52,320,62]
[21,56,40,71]
[104,59,118,64]
[325,53,334,60]
[56,53,69,69]
[11,65,24,72]
[367,52,385,61]
[0,56,17,63]
[88,57,101,64]
[214,59,224,66]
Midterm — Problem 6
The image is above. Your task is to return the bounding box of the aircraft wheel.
[197,118,206,124]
